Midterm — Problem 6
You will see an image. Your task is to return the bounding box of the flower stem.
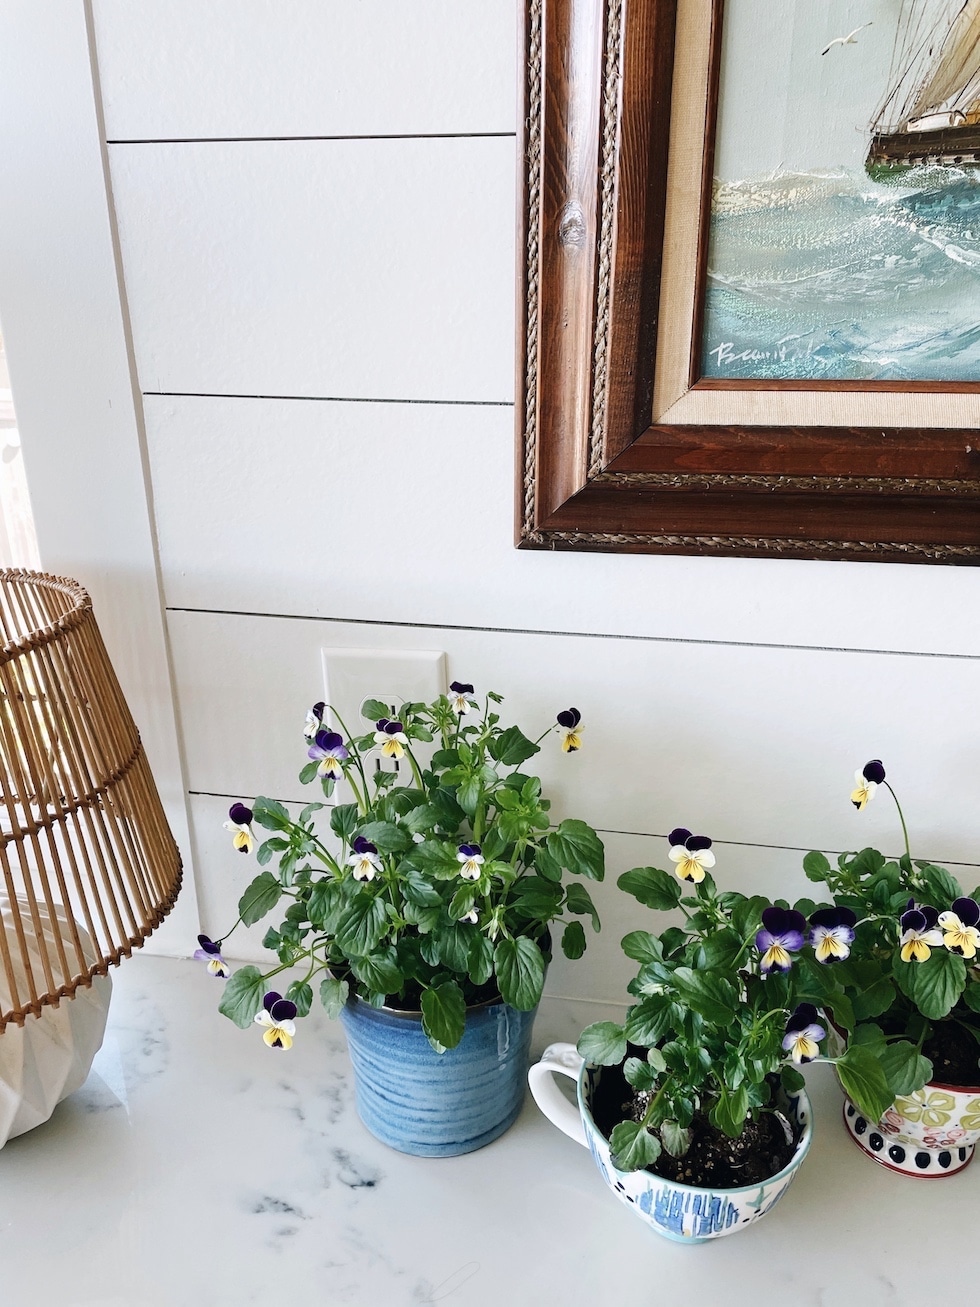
[884,781,912,862]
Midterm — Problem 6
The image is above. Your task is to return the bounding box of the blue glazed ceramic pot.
[338,994,537,1157]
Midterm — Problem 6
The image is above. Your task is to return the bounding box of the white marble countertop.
[0,954,973,1307]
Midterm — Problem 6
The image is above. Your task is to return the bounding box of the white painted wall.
[80,1,979,1003]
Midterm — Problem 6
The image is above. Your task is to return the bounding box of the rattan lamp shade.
[0,571,181,1030]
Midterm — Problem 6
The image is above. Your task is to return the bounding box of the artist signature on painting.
[707,341,812,368]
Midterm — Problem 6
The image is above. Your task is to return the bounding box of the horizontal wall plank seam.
[107,132,518,145]
[166,607,980,662]
[143,391,514,408]
[187,792,980,870]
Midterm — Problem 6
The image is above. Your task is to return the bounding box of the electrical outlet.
[320,648,447,770]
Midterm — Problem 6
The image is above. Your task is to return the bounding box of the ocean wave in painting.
[701,167,980,381]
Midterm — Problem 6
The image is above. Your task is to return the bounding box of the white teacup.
[529,1042,813,1244]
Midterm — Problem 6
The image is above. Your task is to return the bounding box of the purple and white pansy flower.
[782,1004,826,1064]
[223,802,255,854]
[808,906,857,964]
[374,718,408,760]
[254,992,298,1050]
[851,759,885,811]
[556,708,583,752]
[449,681,475,715]
[755,906,807,974]
[307,728,349,780]
[938,897,980,960]
[304,701,326,739]
[457,844,485,880]
[193,934,230,978]
[348,836,382,882]
[666,828,715,884]
[899,900,943,963]
[459,907,480,925]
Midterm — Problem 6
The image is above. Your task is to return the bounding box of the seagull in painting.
[821,22,872,55]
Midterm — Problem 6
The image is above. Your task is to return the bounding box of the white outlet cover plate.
[321,648,447,736]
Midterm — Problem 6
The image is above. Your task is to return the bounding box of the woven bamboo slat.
[0,570,182,1030]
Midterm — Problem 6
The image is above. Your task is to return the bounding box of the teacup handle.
[528,1042,587,1147]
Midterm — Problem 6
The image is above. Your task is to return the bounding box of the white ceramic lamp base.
[0,899,111,1148]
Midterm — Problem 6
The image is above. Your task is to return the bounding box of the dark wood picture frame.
[516,0,980,563]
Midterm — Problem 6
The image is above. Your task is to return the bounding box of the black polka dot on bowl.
[854,1117,867,1135]
[868,1132,884,1151]
[888,1145,906,1164]
[915,1152,931,1169]
[938,1152,952,1169]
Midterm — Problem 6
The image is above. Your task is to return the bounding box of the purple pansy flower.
[254,991,298,1050]
[457,843,485,880]
[449,681,475,715]
[374,718,408,759]
[899,899,943,963]
[851,759,886,810]
[755,906,807,974]
[808,906,857,964]
[667,828,716,883]
[348,836,381,882]
[223,802,254,854]
[304,701,326,739]
[939,897,980,959]
[556,708,583,752]
[193,933,230,978]
[308,728,349,780]
[782,1003,826,1064]
[459,907,480,925]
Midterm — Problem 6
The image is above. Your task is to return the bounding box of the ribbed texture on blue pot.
[339,997,537,1157]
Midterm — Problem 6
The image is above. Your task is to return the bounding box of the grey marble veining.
[0,956,970,1306]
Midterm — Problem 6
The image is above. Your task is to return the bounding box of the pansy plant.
[578,836,883,1172]
[206,689,603,1052]
[794,761,980,1111]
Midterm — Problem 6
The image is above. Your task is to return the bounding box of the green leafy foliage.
[617,866,681,911]
[609,1121,661,1171]
[577,1021,627,1066]
[208,689,601,1052]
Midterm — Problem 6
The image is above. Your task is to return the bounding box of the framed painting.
[516,0,980,562]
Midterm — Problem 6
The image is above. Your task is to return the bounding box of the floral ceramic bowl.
[529,1042,813,1243]
[842,1077,980,1177]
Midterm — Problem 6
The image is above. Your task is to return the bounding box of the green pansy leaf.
[420,980,466,1051]
[435,923,474,974]
[878,1040,933,1098]
[361,698,392,721]
[624,997,677,1047]
[609,1121,661,1172]
[835,1043,895,1123]
[962,983,980,1014]
[218,965,265,1028]
[334,895,388,957]
[621,931,663,964]
[546,820,605,881]
[623,1056,659,1091]
[851,977,897,1021]
[256,836,289,867]
[710,1086,750,1139]
[306,879,348,933]
[356,820,411,853]
[803,850,831,882]
[238,871,283,926]
[660,1120,692,1158]
[617,866,681,911]
[780,1064,806,1093]
[533,845,563,883]
[330,803,359,842]
[351,948,403,998]
[468,932,495,986]
[403,804,440,835]
[564,882,600,931]
[917,861,964,906]
[285,980,313,1018]
[696,928,743,972]
[577,1020,627,1066]
[671,967,737,1025]
[561,920,587,959]
[493,937,546,1010]
[251,797,291,832]
[319,976,349,1019]
[909,947,967,1019]
[298,761,320,786]
[488,725,540,767]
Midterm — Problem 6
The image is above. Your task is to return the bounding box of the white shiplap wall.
[90,1,980,1002]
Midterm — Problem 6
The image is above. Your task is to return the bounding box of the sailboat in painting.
[867,0,980,171]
